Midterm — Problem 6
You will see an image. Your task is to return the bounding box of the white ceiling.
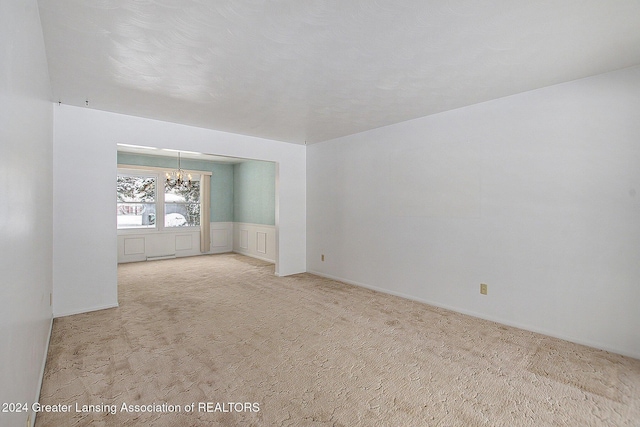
[38,0,640,144]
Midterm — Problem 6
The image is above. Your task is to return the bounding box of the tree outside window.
[164,181,200,227]
[117,170,201,230]
[117,175,156,229]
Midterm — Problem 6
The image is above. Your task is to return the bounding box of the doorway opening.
[116,143,279,272]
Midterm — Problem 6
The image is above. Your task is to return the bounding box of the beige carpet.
[37,254,640,426]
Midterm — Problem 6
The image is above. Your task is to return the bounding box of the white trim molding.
[118,222,234,262]
[117,219,275,266]
[117,164,212,176]
[118,228,202,263]
[210,222,234,254]
[233,222,276,263]
[54,303,119,319]
[32,316,54,427]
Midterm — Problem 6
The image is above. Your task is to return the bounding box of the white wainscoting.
[117,222,274,264]
[233,222,276,263]
[210,222,234,254]
[118,222,234,263]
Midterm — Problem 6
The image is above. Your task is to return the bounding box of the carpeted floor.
[36,254,640,426]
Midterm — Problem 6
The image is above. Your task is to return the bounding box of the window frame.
[163,180,201,228]
[116,170,158,231]
[117,165,208,234]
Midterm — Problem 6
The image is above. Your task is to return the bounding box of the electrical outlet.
[321,254,325,262]
[480,283,488,295]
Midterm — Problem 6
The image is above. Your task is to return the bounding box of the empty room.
[2,0,640,426]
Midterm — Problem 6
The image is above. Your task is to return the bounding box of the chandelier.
[165,152,192,189]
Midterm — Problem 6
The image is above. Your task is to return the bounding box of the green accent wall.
[233,161,276,225]
[117,152,276,225]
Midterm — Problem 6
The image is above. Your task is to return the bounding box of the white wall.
[0,1,53,426]
[53,105,306,316]
[307,65,640,359]
[53,106,119,317]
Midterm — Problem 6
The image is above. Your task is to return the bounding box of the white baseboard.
[32,315,53,427]
[307,270,640,360]
[53,303,119,319]
[208,248,233,255]
[232,250,275,264]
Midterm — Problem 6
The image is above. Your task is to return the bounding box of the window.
[117,174,156,229]
[117,168,202,231]
[164,180,200,227]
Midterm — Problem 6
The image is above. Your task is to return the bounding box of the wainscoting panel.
[240,229,249,250]
[123,237,145,255]
[210,222,233,254]
[175,234,192,251]
[118,222,266,263]
[257,232,267,254]
[233,223,276,263]
[211,229,228,248]
[118,229,201,263]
